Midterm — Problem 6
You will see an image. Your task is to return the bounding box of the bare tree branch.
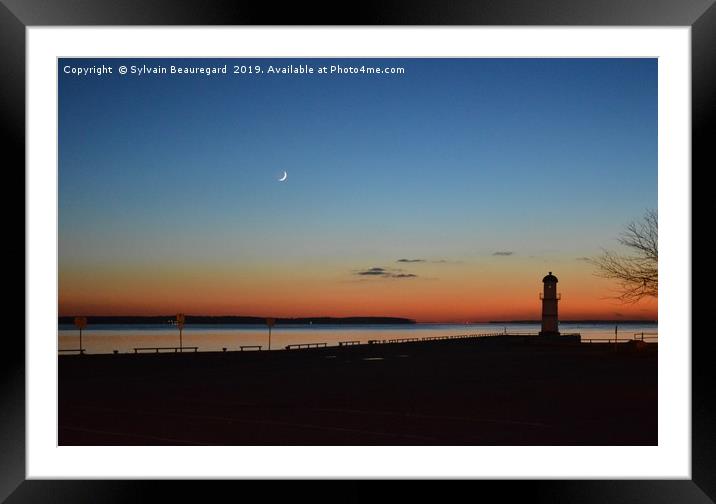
[589,209,658,303]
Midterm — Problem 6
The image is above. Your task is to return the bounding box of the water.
[58,322,657,355]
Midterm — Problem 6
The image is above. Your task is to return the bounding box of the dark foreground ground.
[59,338,657,445]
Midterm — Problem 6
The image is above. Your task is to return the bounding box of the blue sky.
[58,58,657,319]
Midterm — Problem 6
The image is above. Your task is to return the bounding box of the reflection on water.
[58,322,658,355]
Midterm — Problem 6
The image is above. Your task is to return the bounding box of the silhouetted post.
[614,324,618,351]
[177,313,185,351]
[74,316,87,354]
[266,318,276,351]
[266,318,276,350]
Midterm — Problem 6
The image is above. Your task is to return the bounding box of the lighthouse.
[539,272,560,336]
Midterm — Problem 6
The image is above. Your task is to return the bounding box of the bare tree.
[590,209,658,303]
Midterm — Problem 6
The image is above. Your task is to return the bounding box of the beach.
[59,338,657,445]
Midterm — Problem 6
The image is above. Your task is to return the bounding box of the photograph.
[57,56,659,446]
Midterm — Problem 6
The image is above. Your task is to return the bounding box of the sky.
[58,58,657,322]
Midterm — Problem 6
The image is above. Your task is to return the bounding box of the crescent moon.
[278,171,287,182]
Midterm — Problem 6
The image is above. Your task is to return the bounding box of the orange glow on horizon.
[59,260,657,322]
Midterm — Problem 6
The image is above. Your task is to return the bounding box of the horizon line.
[58,314,658,323]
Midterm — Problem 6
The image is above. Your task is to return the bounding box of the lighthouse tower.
[539,272,560,336]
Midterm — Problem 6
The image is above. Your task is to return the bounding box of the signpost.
[74,316,87,354]
[177,313,185,351]
[266,318,276,351]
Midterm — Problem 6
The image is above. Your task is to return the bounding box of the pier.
[56,331,665,356]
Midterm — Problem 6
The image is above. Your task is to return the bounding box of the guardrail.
[421,333,505,341]
[133,346,198,353]
[66,330,652,355]
[367,332,584,344]
[420,335,465,341]
[368,333,507,344]
[285,343,327,350]
[581,337,657,344]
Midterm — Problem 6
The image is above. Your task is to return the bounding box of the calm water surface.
[58,322,658,354]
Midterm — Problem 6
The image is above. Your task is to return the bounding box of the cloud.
[576,257,592,262]
[357,267,388,276]
[397,258,462,264]
[355,267,418,279]
[492,251,514,256]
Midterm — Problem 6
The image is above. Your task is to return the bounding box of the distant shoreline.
[57,316,656,326]
[57,316,416,325]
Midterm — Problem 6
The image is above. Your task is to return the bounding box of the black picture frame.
[7,0,710,500]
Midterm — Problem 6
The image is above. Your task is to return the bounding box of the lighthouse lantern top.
[542,271,558,283]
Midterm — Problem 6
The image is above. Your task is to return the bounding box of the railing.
[133,346,198,353]
[285,342,327,350]
[66,330,653,355]
[369,337,422,344]
[421,335,459,341]
[422,332,509,341]
[368,333,517,344]
[581,336,657,344]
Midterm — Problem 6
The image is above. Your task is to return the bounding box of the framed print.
[9,0,711,500]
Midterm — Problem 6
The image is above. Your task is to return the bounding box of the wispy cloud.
[492,251,514,256]
[576,256,592,262]
[356,267,388,276]
[355,267,418,279]
[397,258,461,264]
